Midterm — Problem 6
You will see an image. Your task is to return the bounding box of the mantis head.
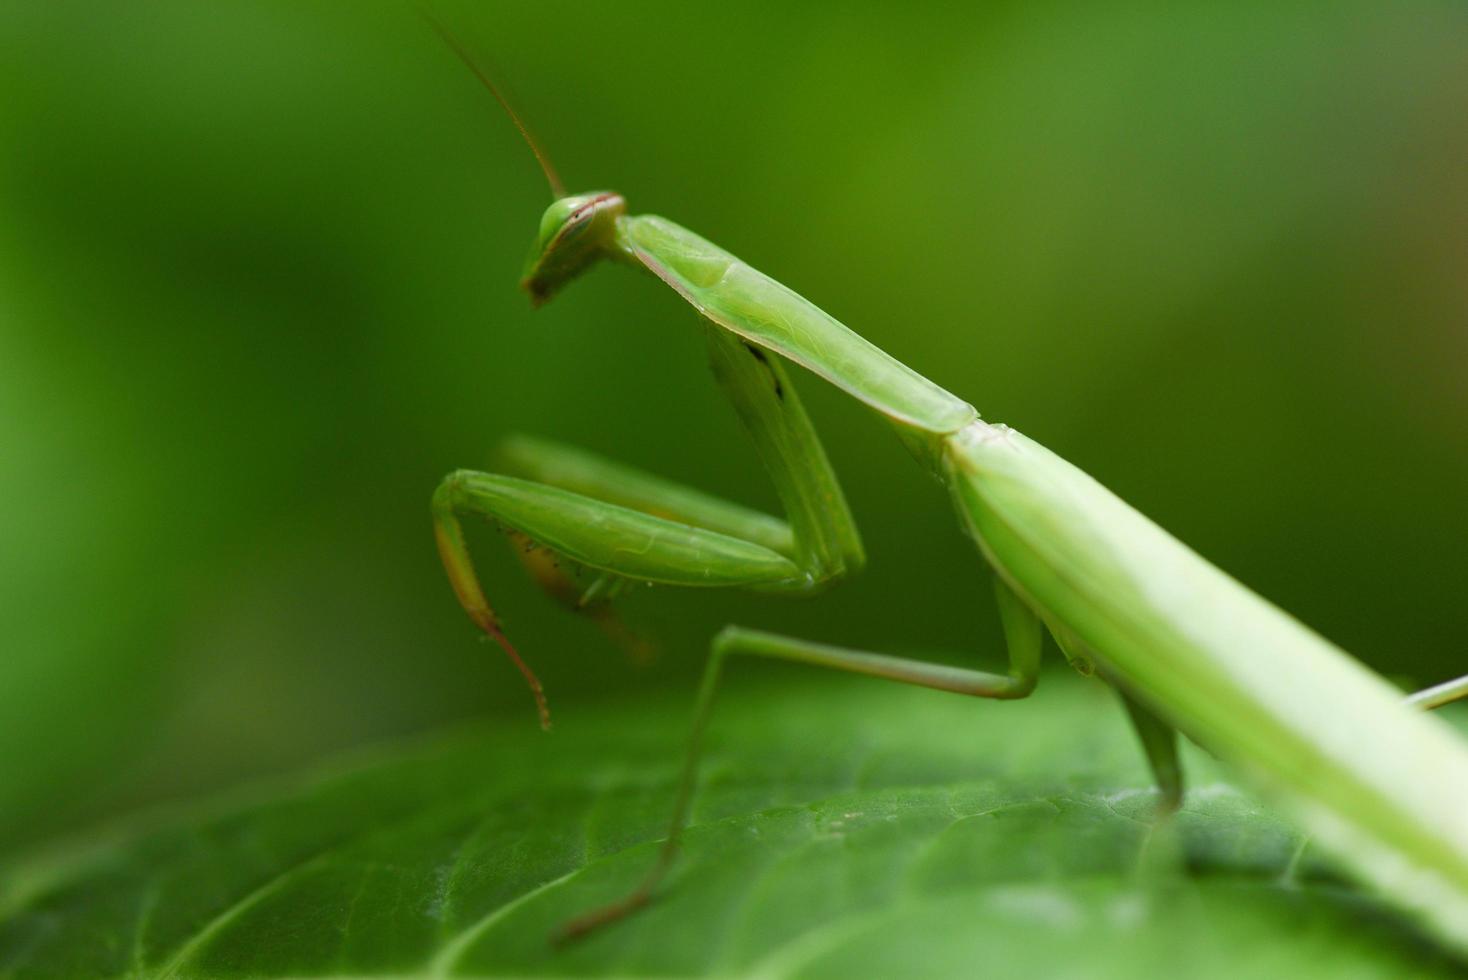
[520,191,627,306]
[421,14,623,306]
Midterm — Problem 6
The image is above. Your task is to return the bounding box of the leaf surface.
[1,677,1458,978]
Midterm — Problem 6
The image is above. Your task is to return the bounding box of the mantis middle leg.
[554,576,1046,942]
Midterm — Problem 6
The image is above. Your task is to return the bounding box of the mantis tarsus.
[423,19,1468,954]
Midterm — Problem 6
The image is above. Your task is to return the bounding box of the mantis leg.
[491,433,804,660]
[433,472,808,729]
[1406,674,1468,711]
[1050,627,1183,812]
[554,576,1043,943]
[497,433,794,557]
[1115,692,1183,813]
[433,325,864,726]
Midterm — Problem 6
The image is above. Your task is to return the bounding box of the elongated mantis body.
[425,25,1468,955]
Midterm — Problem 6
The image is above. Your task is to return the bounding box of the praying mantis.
[422,18,1468,954]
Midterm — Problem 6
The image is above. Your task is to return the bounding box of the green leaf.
[1,676,1458,978]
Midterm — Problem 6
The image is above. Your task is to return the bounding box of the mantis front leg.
[432,325,864,726]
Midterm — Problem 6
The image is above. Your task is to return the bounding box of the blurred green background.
[2,0,1466,857]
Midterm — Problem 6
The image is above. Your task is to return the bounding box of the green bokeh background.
[3,0,1466,857]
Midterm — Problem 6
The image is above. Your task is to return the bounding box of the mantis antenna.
[419,6,567,199]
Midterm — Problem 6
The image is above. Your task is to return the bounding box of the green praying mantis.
[422,18,1468,953]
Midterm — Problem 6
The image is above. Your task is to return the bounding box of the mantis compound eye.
[557,208,593,242]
